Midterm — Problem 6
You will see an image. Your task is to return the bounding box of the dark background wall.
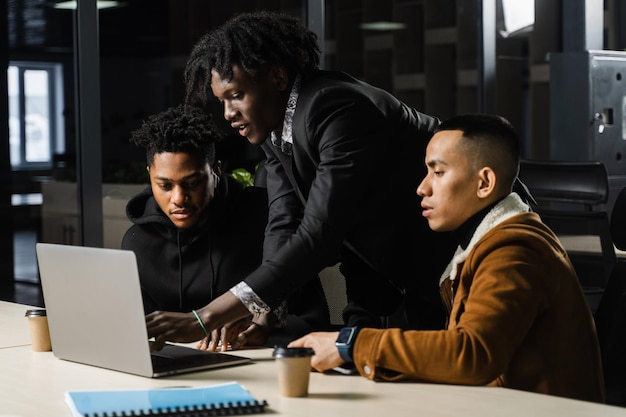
[2,0,625,288]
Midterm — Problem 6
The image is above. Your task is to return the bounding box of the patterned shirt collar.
[269,73,301,156]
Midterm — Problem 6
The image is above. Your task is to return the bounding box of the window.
[8,61,65,170]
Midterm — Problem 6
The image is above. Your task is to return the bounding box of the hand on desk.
[146,291,260,352]
[196,315,270,351]
[146,310,206,351]
[289,331,342,372]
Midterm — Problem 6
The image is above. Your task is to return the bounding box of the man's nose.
[171,186,188,204]
[224,102,236,121]
[416,178,429,197]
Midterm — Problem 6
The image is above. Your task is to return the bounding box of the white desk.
[1,301,625,417]
[2,345,626,417]
[0,301,37,349]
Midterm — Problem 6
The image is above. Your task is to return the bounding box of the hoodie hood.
[126,185,169,226]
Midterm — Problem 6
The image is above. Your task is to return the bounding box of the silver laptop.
[35,243,251,378]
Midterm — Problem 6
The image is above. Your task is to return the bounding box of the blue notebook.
[65,381,267,417]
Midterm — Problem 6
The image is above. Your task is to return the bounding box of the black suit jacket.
[246,70,455,328]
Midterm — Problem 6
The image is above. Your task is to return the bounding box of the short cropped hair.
[184,11,320,108]
[129,105,225,168]
[435,114,521,192]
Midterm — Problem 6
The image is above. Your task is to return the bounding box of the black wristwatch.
[336,326,360,363]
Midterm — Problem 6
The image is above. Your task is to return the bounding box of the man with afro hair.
[178,11,456,349]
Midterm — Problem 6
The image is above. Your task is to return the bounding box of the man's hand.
[146,311,204,351]
[288,331,342,372]
[146,291,252,351]
[195,316,271,351]
[233,313,272,348]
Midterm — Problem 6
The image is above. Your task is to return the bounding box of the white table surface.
[1,301,625,417]
[0,339,624,415]
[0,301,38,349]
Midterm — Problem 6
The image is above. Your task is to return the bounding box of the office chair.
[594,185,626,407]
[518,160,615,312]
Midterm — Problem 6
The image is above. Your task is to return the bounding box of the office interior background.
[1,0,626,301]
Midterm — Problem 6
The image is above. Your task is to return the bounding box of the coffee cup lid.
[272,346,315,358]
[25,309,46,317]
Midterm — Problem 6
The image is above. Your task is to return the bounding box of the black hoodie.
[122,175,268,314]
[122,175,330,341]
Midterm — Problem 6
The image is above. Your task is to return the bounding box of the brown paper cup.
[273,346,314,397]
[25,309,52,352]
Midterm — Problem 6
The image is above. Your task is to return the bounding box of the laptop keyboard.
[150,343,250,373]
[151,353,192,371]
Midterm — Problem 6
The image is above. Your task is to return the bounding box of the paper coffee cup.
[25,309,52,352]
[272,346,314,397]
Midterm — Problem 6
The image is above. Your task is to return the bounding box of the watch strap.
[336,326,359,363]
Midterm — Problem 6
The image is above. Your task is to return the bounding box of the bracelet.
[192,310,209,338]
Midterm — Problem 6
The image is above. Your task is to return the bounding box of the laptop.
[35,242,251,378]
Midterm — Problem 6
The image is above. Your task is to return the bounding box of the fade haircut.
[435,114,521,193]
[184,10,321,108]
[129,104,225,168]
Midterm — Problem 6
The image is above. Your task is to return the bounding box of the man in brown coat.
[290,114,605,403]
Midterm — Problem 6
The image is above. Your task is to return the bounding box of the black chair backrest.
[518,160,609,211]
[610,186,626,251]
[596,184,626,406]
[518,159,615,309]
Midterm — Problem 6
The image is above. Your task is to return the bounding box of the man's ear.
[268,65,289,91]
[477,167,496,199]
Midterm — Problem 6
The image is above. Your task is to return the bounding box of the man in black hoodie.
[122,105,329,351]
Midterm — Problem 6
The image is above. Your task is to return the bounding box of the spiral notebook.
[65,381,268,417]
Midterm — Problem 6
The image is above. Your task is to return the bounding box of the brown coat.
[352,200,605,403]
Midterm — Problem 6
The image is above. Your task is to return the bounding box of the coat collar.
[440,192,531,285]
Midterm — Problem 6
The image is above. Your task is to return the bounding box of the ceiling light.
[359,22,407,31]
[53,1,125,10]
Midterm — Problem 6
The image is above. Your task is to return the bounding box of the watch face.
[337,327,355,344]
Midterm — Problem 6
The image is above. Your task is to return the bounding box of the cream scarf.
[439,193,531,286]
